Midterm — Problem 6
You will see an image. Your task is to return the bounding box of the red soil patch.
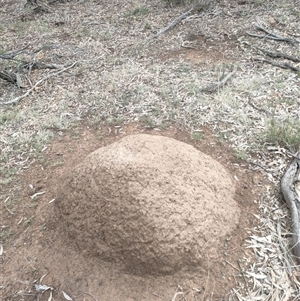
[160,34,239,64]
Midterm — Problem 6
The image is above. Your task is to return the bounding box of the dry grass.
[1,0,300,299]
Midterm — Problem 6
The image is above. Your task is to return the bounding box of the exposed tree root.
[281,153,300,263]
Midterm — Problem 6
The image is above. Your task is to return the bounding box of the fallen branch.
[256,47,300,63]
[153,6,196,39]
[281,153,300,263]
[246,23,298,44]
[22,61,64,70]
[0,70,17,84]
[0,45,29,60]
[0,63,62,88]
[0,45,64,87]
[0,61,78,106]
[200,65,238,93]
[253,58,300,72]
[247,100,272,117]
[255,23,298,43]
[246,32,268,39]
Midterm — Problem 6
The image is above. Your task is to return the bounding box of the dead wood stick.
[22,62,64,70]
[0,63,63,86]
[246,31,296,43]
[281,153,300,263]
[153,6,196,38]
[254,23,298,44]
[0,61,78,106]
[256,47,300,63]
[286,151,300,160]
[253,58,300,72]
[282,63,300,72]
[200,65,238,93]
[0,70,26,88]
[0,70,17,84]
[0,45,29,59]
[246,32,268,39]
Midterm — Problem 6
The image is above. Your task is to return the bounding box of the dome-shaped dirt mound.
[56,134,240,275]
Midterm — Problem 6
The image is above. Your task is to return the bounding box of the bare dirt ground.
[1,0,300,300]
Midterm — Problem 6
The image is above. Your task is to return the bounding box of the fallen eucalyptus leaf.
[35,284,53,293]
[62,291,72,301]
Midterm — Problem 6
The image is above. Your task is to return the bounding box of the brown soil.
[160,34,239,64]
[2,123,265,301]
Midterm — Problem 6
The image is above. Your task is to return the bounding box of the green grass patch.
[264,118,300,152]
[234,149,248,161]
[0,227,12,243]
[192,132,203,141]
[0,108,19,125]
[126,6,149,17]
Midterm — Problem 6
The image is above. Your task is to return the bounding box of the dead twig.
[0,61,78,106]
[246,32,268,39]
[4,197,14,215]
[22,62,64,70]
[0,70,17,84]
[0,46,29,60]
[0,63,62,87]
[0,70,24,87]
[225,260,240,272]
[247,100,273,117]
[153,6,197,39]
[200,65,238,93]
[246,23,299,44]
[255,23,298,43]
[286,151,300,160]
[256,47,300,63]
[171,292,184,301]
[253,58,300,72]
[81,292,99,301]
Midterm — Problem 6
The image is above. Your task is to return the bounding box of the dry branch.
[281,153,300,263]
[0,70,17,84]
[246,23,299,44]
[253,58,300,72]
[200,65,238,93]
[153,6,196,39]
[0,45,64,88]
[256,47,300,63]
[0,63,62,88]
[255,23,298,43]
[22,62,64,70]
[0,61,78,106]
[0,46,29,60]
